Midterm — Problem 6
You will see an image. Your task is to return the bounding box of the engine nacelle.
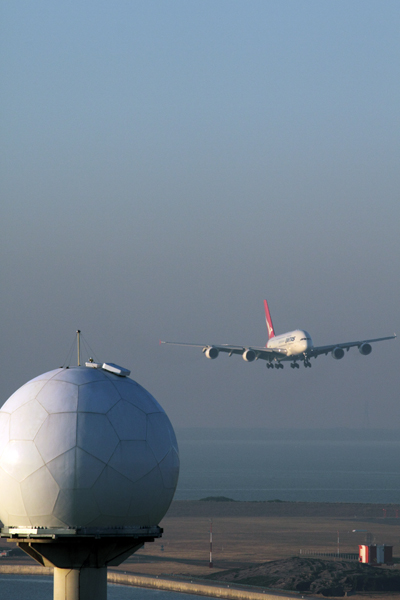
[205,346,219,359]
[331,347,345,360]
[243,349,256,362]
[359,343,372,356]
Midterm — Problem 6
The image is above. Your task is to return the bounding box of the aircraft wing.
[309,335,396,358]
[229,346,288,359]
[160,341,287,360]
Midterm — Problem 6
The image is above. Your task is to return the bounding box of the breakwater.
[0,566,298,600]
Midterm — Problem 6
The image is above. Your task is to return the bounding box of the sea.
[0,575,206,600]
[2,428,400,599]
[174,428,400,504]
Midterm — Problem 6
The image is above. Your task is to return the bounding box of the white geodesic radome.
[0,365,179,529]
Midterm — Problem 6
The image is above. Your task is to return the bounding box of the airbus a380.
[161,300,396,369]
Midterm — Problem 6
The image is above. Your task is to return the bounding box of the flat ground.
[1,501,400,599]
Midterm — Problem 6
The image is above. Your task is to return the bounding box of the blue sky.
[1,1,399,429]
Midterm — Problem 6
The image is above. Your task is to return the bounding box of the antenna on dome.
[77,330,81,366]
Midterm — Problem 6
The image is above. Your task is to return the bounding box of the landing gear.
[267,362,283,369]
[290,362,300,369]
[303,360,312,368]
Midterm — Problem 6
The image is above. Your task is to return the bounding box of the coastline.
[1,501,399,599]
[0,566,300,600]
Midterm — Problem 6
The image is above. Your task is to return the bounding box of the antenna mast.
[77,330,81,366]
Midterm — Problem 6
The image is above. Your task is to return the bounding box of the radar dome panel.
[113,379,162,413]
[1,440,44,482]
[75,448,106,488]
[159,448,180,489]
[28,369,61,384]
[147,413,174,462]
[37,381,78,413]
[10,400,48,440]
[3,380,48,413]
[92,467,135,517]
[77,413,119,463]
[128,466,164,517]
[53,488,101,526]
[46,448,76,489]
[77,380,120,413]
[107,401,147,440]
[0,413,10,456]
[35,413,77,463]
[108,440,158,482]
[20,465,59,518]
[53,366,102,385]
[0,469,27,518]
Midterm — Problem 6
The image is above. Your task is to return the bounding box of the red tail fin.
[264,299,275,340]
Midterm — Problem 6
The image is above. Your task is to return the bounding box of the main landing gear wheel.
[304,360,312,368]
[290,363,300,369]
[274,363,284,369]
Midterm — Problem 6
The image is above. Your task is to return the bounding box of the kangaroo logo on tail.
[264,299,276,340]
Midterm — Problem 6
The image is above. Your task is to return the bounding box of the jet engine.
[204,346,219,359]
[331,347,345,360]
[359,343,372,355]
[243,349,256,362]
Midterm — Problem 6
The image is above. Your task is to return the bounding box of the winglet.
[264,299,276,340]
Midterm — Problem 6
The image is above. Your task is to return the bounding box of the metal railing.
[299,549,359,561]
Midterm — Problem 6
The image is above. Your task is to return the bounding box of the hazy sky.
[1,1,399,430]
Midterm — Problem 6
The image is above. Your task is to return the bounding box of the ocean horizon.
[174,428,400,504]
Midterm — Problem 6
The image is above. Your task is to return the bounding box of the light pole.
[209,519,213,568]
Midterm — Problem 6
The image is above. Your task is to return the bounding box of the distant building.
[359,545,393,564]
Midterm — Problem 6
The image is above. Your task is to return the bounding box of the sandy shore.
[1,501,399,599]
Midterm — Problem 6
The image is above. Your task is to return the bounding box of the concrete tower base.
[54,567,107,600]
[1,526,162,600]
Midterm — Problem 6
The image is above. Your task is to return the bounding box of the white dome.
[0,367,179,529]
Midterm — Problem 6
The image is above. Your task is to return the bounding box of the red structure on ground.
[359,545,393,565]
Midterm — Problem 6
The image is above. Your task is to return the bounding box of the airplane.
[160,300,396,369]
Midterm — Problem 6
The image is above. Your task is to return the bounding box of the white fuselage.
[266,329,313,357]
